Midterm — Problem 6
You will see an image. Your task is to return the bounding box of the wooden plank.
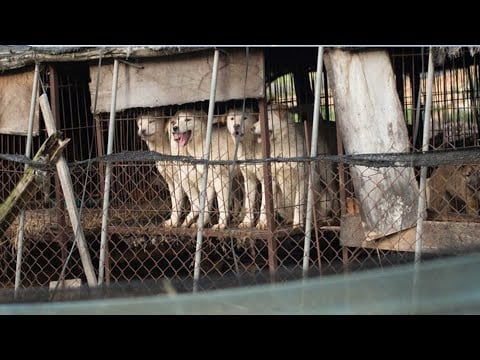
[39,94,97,287]
[324,49,419,240]
[89,48,265,113]
[340,213,480,253]
[0,68,40,135]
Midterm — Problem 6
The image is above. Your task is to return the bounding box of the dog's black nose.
[172,125,178,132]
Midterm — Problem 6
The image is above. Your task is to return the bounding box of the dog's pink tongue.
[256,136,262,144]
[178,131,191,147]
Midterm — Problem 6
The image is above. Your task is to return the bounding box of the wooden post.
[39,93,97,287]
[324,49,419,240]
[48,65,68,265]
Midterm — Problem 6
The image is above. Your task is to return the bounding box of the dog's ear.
[215,114,227,125]
[163,117,170,135]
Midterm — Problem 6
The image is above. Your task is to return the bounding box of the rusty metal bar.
[303,46,324,277]
[193,49,220,293]
[98,59,120,285]
[95,115,106,195]
[335,75,348,274]
[258,99,277,276]
[49,65,68,264]
[342,247,349,273]
[14,62,40,295]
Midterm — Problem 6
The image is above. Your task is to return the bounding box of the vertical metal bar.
[323,67,330,125]
[335,76,348,274]
[49,65,68,265]
[14,63,40,295]
[414,47,435,265]
[105,234,111,285]
[95,115,106,195]
[303,46,324,277]
[258,99,277,277]
[193,49,220,293]
[342,246,349,273]
[98,59,120,285]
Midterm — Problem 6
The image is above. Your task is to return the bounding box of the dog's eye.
[229,117,234,121]
[185,118,192,122]
[243,117,248,120]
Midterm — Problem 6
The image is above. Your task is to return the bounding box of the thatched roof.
[0,46,211,72]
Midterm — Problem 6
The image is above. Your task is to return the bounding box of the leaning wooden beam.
[0,132,69,240]
[39,93,97,287]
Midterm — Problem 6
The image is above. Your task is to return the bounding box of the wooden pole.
[39,93,97,287]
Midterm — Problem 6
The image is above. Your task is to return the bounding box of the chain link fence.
[0,47,480,297]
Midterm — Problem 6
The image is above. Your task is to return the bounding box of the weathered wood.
[324,49,419,240]
[340,213,480,253]
[89,48,265,112]
[0,68,40,135]
[0,46,209,72]
[39,94,97,287]
[0,132,69,239]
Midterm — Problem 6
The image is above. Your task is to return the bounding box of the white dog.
[253,106,307,229]
[225,106,307,229]
[169,109,241,229]
[224,109,264,228]
[136,114,185,227]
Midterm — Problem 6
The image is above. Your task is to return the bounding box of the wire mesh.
[0,47,479,298]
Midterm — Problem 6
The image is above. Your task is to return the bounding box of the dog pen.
[0,46,479,298]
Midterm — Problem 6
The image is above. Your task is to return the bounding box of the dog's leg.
[185,166,213,228]
[159,163,184,228]
[164,178,185,227]
[293,163,306,228]
[181,165,201,227]
[239,169,258,228]
[256,164,269,229]
[212,167,229,229]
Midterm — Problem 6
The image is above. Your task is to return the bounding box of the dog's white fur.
[169,109,240,229]
[226,106,307,229]
[136,114,185,227]
[253,106,307,228]
[225,109,263,228]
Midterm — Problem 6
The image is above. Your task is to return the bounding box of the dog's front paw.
[256,221,268,230]
[212,222,227,230]
[238,220,254,228]
[163,218,177,228]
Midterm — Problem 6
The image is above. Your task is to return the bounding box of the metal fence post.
[98,59,120,285]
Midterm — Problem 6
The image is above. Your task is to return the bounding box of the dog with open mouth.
[169,109,242,229]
